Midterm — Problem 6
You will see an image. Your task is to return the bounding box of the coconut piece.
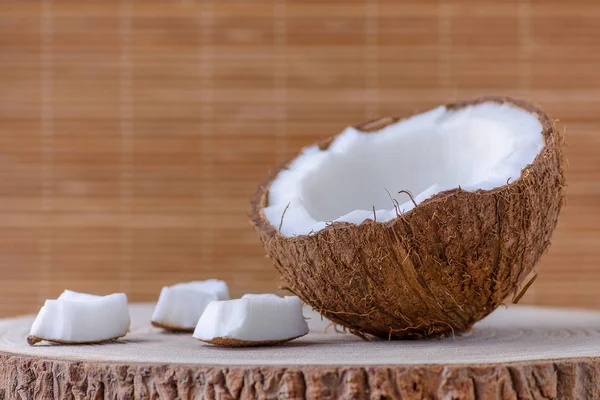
[151,280,229,331]
[193,294,309,346]
[28,291,130,345]
[251,96,565,339]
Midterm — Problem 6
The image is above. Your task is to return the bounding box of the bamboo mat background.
[0,0,599,316]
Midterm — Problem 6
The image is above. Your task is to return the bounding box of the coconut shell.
[27,334,125,346]
[251,96,565,339]
[151,321,195,332]
[197,334,307,347]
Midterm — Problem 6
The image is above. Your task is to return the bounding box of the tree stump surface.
[1,304,600,399]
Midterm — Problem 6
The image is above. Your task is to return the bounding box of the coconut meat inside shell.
[264,102,545,237]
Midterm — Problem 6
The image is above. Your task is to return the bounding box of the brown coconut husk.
[251,96,565,339]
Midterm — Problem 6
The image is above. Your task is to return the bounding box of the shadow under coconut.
[115,337,160,344]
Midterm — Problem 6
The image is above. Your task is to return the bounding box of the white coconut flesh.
[151,279,230,330]
[264,102,545,237]
[193,294,309,344]
[59,289,105,302]
[28,290,130,345]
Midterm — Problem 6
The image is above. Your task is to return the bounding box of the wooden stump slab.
[1,304,600,399]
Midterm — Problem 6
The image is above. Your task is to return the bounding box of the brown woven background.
[0,0,598,316]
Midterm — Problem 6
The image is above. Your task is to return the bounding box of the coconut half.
[251,97,565,339]
[193,294,309,346]
[28,290,130,345]
[151,279,230,331]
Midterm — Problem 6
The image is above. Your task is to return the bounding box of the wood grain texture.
[0,0,599,316]
[4,356,600,400]
[3,304,600,399]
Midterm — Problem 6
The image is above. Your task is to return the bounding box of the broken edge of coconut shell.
[251,95,565,240]
[196,333,307,347]
[151,320,195,333]
[27,334,126,346]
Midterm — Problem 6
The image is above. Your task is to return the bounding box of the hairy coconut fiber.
[251,97,565,339]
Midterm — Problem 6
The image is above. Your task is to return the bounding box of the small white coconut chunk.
[151,280,229,331]
[264,102,545,236]
[193,294,309,345]
[28,291,130,345]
